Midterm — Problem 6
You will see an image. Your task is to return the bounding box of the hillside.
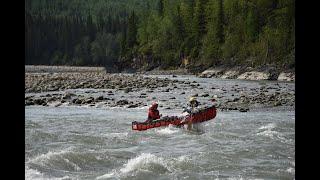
[25,0,295,72]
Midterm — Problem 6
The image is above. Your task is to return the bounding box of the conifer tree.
[127,11,137,48]
[158,0,164,17]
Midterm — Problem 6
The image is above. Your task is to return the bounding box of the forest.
[25,0,295,71]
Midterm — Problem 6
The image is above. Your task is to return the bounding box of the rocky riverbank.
[25,69,295,112]
[137,68,192,75]
[198,66,295,81]
[25,65,106,73]
[134,65,294,82]
[25,72,177,93]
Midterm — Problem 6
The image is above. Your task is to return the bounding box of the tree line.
[25,11,125,67]
[25,0,295,71]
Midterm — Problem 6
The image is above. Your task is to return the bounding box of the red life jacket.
[148,108,160,120]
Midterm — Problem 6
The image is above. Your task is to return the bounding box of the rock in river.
[201,93,209,97]
[127,104,139,108]
[95,96,104,101]
[239,108,249,112]
[117,100,129,105]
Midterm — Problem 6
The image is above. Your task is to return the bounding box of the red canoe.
[132,106,217,131]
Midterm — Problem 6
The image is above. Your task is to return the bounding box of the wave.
[257,123,280,138]
[155,125,180,135]
[258,123,276,130]
[27,148,81,172]
[25,166,44,180]
[120,153,169,174]
[286,167,295,174]
[256,123,293,144]
[96,171,117,180]
[275,167,295,176]
[97,153,190,179]
[25,166,71,180]
[276,134,294,144]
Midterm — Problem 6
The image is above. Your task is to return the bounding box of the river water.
[25,76,295,180]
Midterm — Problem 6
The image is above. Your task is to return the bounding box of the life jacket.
[148,107,160,120]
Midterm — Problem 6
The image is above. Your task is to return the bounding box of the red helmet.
[151,102,158,109]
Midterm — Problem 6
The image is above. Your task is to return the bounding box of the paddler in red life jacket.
[145,102,162,123]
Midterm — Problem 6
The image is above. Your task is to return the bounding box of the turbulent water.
[25,76,295,180]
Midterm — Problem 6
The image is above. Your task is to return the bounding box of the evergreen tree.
[25,0,295,70]
[86,14,95,41]
[120,27,127,56]
[193,0,208,42]
[216,0,224,44]
[158,0,164,17]
[127,11,137,48]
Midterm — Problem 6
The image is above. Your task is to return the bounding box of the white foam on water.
[176,155,188,162]
[119,153,169,174]
[136,106,148,110]
[27,149,70,164]
[63,158,81,171]
[258,123,276,130]
[167,154,189,165]
[27,148,81,172]
[25,166,72,180]
[277,134,294,144]
[96,171,118,179]
[256,123,291,144]
[97,153,174,179]
[257,129,278,137]
[25,166,44,180]
[155,126,179,135]
[286,167,295,174]
[257,123,282,139]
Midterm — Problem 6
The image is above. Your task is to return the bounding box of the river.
[25,76,295,180]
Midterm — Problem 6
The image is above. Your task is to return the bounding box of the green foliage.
[158,0,164,17]
[91,32,120,65]
[245,8,259,42]
[201,0,224,65]
[127,11,138,48]
[25,0,295,70]
[73,36,91,65]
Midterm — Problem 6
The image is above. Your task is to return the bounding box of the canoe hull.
[132,106,217,131]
